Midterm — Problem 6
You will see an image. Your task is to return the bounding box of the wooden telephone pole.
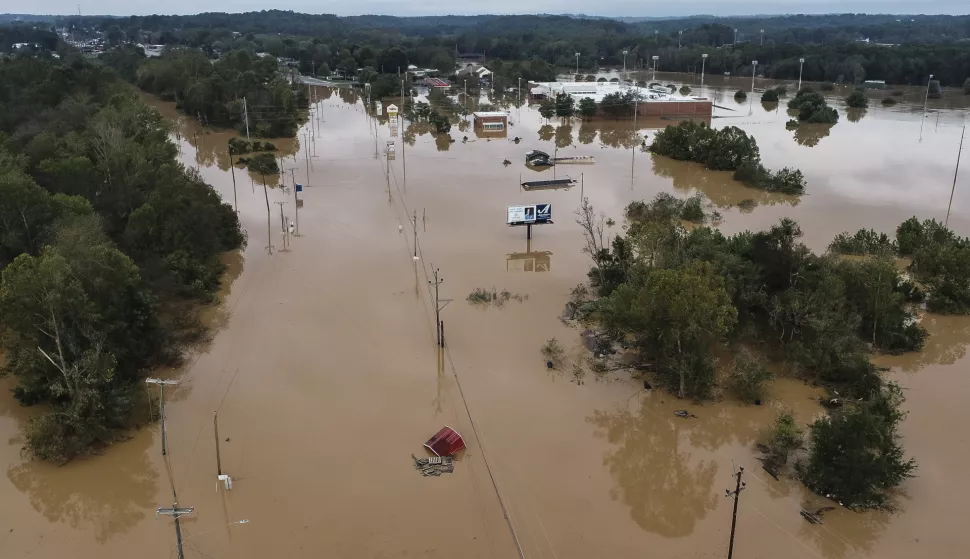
[145,377,179,455]
[429,266,452,347]
[725,467,746,559]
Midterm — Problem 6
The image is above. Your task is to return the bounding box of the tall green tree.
[598,261,737,398]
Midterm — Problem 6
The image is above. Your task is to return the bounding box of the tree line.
[101,45,307,138]
[0,54,244,463]
[55,12,970,89]
[569,192,970,506]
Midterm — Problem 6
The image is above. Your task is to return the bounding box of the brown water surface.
[1,77,968,558]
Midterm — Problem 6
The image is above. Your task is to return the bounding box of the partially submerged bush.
[734,90,747,101]
[846,89,869,109]
[541,338,567,369]
[789,89,839,123]
[732,161,806,194]
[762,411,803,467]
[728,348,773,403]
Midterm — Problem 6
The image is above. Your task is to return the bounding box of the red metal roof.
[424,426,466,456]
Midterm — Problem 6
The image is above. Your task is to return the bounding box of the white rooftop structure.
[472,111,508,118]
[531,81,707,104]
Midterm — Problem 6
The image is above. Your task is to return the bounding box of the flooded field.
[1,74,969,559]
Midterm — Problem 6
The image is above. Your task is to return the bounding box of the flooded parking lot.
[1,74,968,558]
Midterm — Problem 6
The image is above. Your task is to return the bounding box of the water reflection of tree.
[587,405,718,537]
[846,108,867,123]
[555,122,574,148]
[6,432,158,544]
[797,506,889,559]
[337,87,360,106]
[404,121,433,146]
[793,124,834,147]
[651,154,799,208]
[538,124,555,142]
[434,133,452,151]
[896,314,970,373]
[578,122,597,144]
[599,126,638,149]
[761,101,780,113]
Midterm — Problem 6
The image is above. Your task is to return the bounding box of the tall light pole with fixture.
[734,28,738,44]
[575,52,580,75]
[623,50,628,73]
[798,57,805,91]
[678,30,683,49]
[701,53,708,85]
[751,60,758,93]
[652,55,659,81]
[760,29,764,46]
[920,73,934,142]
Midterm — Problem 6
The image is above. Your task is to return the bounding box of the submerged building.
[529,81,713,118]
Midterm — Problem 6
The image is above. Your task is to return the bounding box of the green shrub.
[829,229,897,255]
[846,89,869,109]
[734,90,747,101]
[761,88,779,103]
[729,348,773,403]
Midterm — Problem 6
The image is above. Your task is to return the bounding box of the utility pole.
[227,141,238,213]
[145,378,179,456]
[304,132,311,185]
[290,168,300,235]
[725,467,746,559]
[275,201,288,250]
[213,411,222,476]
[920,74,934,142]
[156,503,194,559]
[428,266,452,347]
[945,123,966,227]
[412,210,418,260]
[243,97,250,141]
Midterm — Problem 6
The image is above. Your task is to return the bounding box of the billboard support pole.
[527,223,532,240]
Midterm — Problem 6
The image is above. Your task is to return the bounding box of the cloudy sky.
[7,0,968,17]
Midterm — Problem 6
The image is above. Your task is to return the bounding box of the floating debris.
[412,454,455,477]
[673,410,697,419]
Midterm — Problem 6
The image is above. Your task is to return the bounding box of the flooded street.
[1,75,969,558]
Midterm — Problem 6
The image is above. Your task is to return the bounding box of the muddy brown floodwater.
[1,75,968,559]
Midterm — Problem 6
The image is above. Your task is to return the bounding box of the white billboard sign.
[507,204,552,226]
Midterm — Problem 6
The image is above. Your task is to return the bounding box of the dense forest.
[0,54,243,462]
[101,45,306,138]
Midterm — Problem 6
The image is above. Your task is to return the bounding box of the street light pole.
[652,55,659,81]
[622,50,628,73]
[575,52,580,75]
[701,53,708,85]
[760,29,764,46]
[678,30,683,49]
[751,60,758,93]
[734,28,738,44]
[798,57,805,91]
